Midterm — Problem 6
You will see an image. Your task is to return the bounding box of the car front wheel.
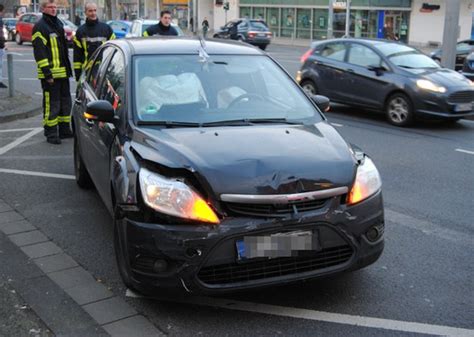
[386,93,414,127]
[301,80,318,96]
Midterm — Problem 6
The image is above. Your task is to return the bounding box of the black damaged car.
[73,37,384,294]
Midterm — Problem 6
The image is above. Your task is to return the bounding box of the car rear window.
[249,21,268,31]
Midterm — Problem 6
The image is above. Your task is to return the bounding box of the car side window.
[318,43,347,61]
[98,51,126,115]
[348,44,381,67]
[238,21,247,30]
[86,47,115,96]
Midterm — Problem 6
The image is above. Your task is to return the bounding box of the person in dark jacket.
[0,4,7,89]
[73,2,115,81]
[32,0,73,144]
[143,10,178,37]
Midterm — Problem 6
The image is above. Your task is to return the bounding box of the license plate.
[456,103,473,112]
[258,33,266,37]
[236,230,317,260]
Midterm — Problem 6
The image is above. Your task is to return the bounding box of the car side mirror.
[85,100,116,123]
[311,95,330,112]
[368,64,388,75]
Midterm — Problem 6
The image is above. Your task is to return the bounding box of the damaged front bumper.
[120,190,384,294]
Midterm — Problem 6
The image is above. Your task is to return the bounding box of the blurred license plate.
[258,33,266,37]
[456,103,473,112]
[236,230,316,260]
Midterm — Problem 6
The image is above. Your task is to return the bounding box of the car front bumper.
[412,88,474,119]
[120,190,384,294]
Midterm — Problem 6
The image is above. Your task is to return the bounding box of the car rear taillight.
[266,32,273,37]
[248,31,257,38]
[300,48,314,63]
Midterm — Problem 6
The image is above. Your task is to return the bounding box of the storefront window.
[296,8,311,39]
[312,9,328,40]
[281,8,295,38]
[253,7,265,20]
[240,6,251,18]
[351,10,378,38]
[333,8,346,37]
[266,8,280,37]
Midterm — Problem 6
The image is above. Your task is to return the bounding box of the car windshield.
[375,43,439,69]
[133,55,321,125]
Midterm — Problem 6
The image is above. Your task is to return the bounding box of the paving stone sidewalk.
[0,90,42,123]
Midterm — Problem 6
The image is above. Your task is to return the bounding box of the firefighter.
[32,0,73,144]
[143,10,178,37]
[73,2,115,81]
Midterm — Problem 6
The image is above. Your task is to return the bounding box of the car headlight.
[347,157,382,205]
[139,167,219,224]
[416,79,446,93]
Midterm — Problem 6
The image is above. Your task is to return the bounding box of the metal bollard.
[7,53,14,97]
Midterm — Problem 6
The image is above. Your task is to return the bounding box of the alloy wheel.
[387,96,410,124]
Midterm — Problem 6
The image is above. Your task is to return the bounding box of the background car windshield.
[375,43,439,69]
[133,55,321,124]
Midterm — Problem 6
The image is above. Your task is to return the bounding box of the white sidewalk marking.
[0,127,37,133]
[125,290,474,337]
[455,148,474,155]
[0,128,43,156]
[0,168,75,180]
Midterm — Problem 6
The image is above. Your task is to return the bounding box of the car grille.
[225,199,329,217]
[197,244,353,286]
[448,91,474,104]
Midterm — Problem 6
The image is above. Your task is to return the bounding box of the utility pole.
[327,0,334,39]
[345,0,351,37]
[441,0,461,69]
[192,0,197,35]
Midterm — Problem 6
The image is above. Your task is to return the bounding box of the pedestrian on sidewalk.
[73,2,115,81]
[0,4,7,89]
[32,0,73,145]
[202,17,209,38]
[143,10,178,37]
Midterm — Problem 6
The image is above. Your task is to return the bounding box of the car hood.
[130,122,356,197]
[405,67,473,87]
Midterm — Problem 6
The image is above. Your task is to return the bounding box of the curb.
[0,106,42,124]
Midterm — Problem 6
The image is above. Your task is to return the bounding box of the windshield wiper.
[136,120,201,128]
[397,65,416,69]
[201,118,304,127]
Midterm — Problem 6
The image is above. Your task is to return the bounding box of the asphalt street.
[0,41,473,337]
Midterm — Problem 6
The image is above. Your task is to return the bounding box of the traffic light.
[223,2,229,11]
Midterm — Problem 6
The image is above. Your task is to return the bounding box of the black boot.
[47,136,61,145]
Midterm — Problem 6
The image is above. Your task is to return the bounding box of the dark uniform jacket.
[32,13,72,80]
[143,22,178,37]
[73,19,115,80]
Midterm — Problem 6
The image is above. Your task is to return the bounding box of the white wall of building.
[409,0,473,46]
[213,0,239,31]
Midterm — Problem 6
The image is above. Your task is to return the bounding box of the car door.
[26,15,39,41]
[17,15,29,40]
[85,49,126,209]
[310,41,349,101]
[344,43,391,108]
[76,47,116,199]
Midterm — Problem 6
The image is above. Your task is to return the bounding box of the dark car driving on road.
[297,38,474,126]
[213,18,272,50]
[73,37,384,294]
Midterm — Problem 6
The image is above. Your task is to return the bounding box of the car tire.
[385,93,414,127]
[15,33,23,45]
[300,80,318,96]
[213,34,219,38]
[74,136,93,188]
[259,44,267,51]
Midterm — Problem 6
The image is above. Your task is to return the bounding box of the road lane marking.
[455,148,474,155]
[125,290,474,337]
[0,128,43,156]
[330,123,344,127]
[12,59,35,62]
[0,168,75,180]
[0,127,37,133]
[19,78,38,81]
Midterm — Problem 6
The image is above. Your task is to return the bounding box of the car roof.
[110,37,264,55]
[312,37,409,48]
